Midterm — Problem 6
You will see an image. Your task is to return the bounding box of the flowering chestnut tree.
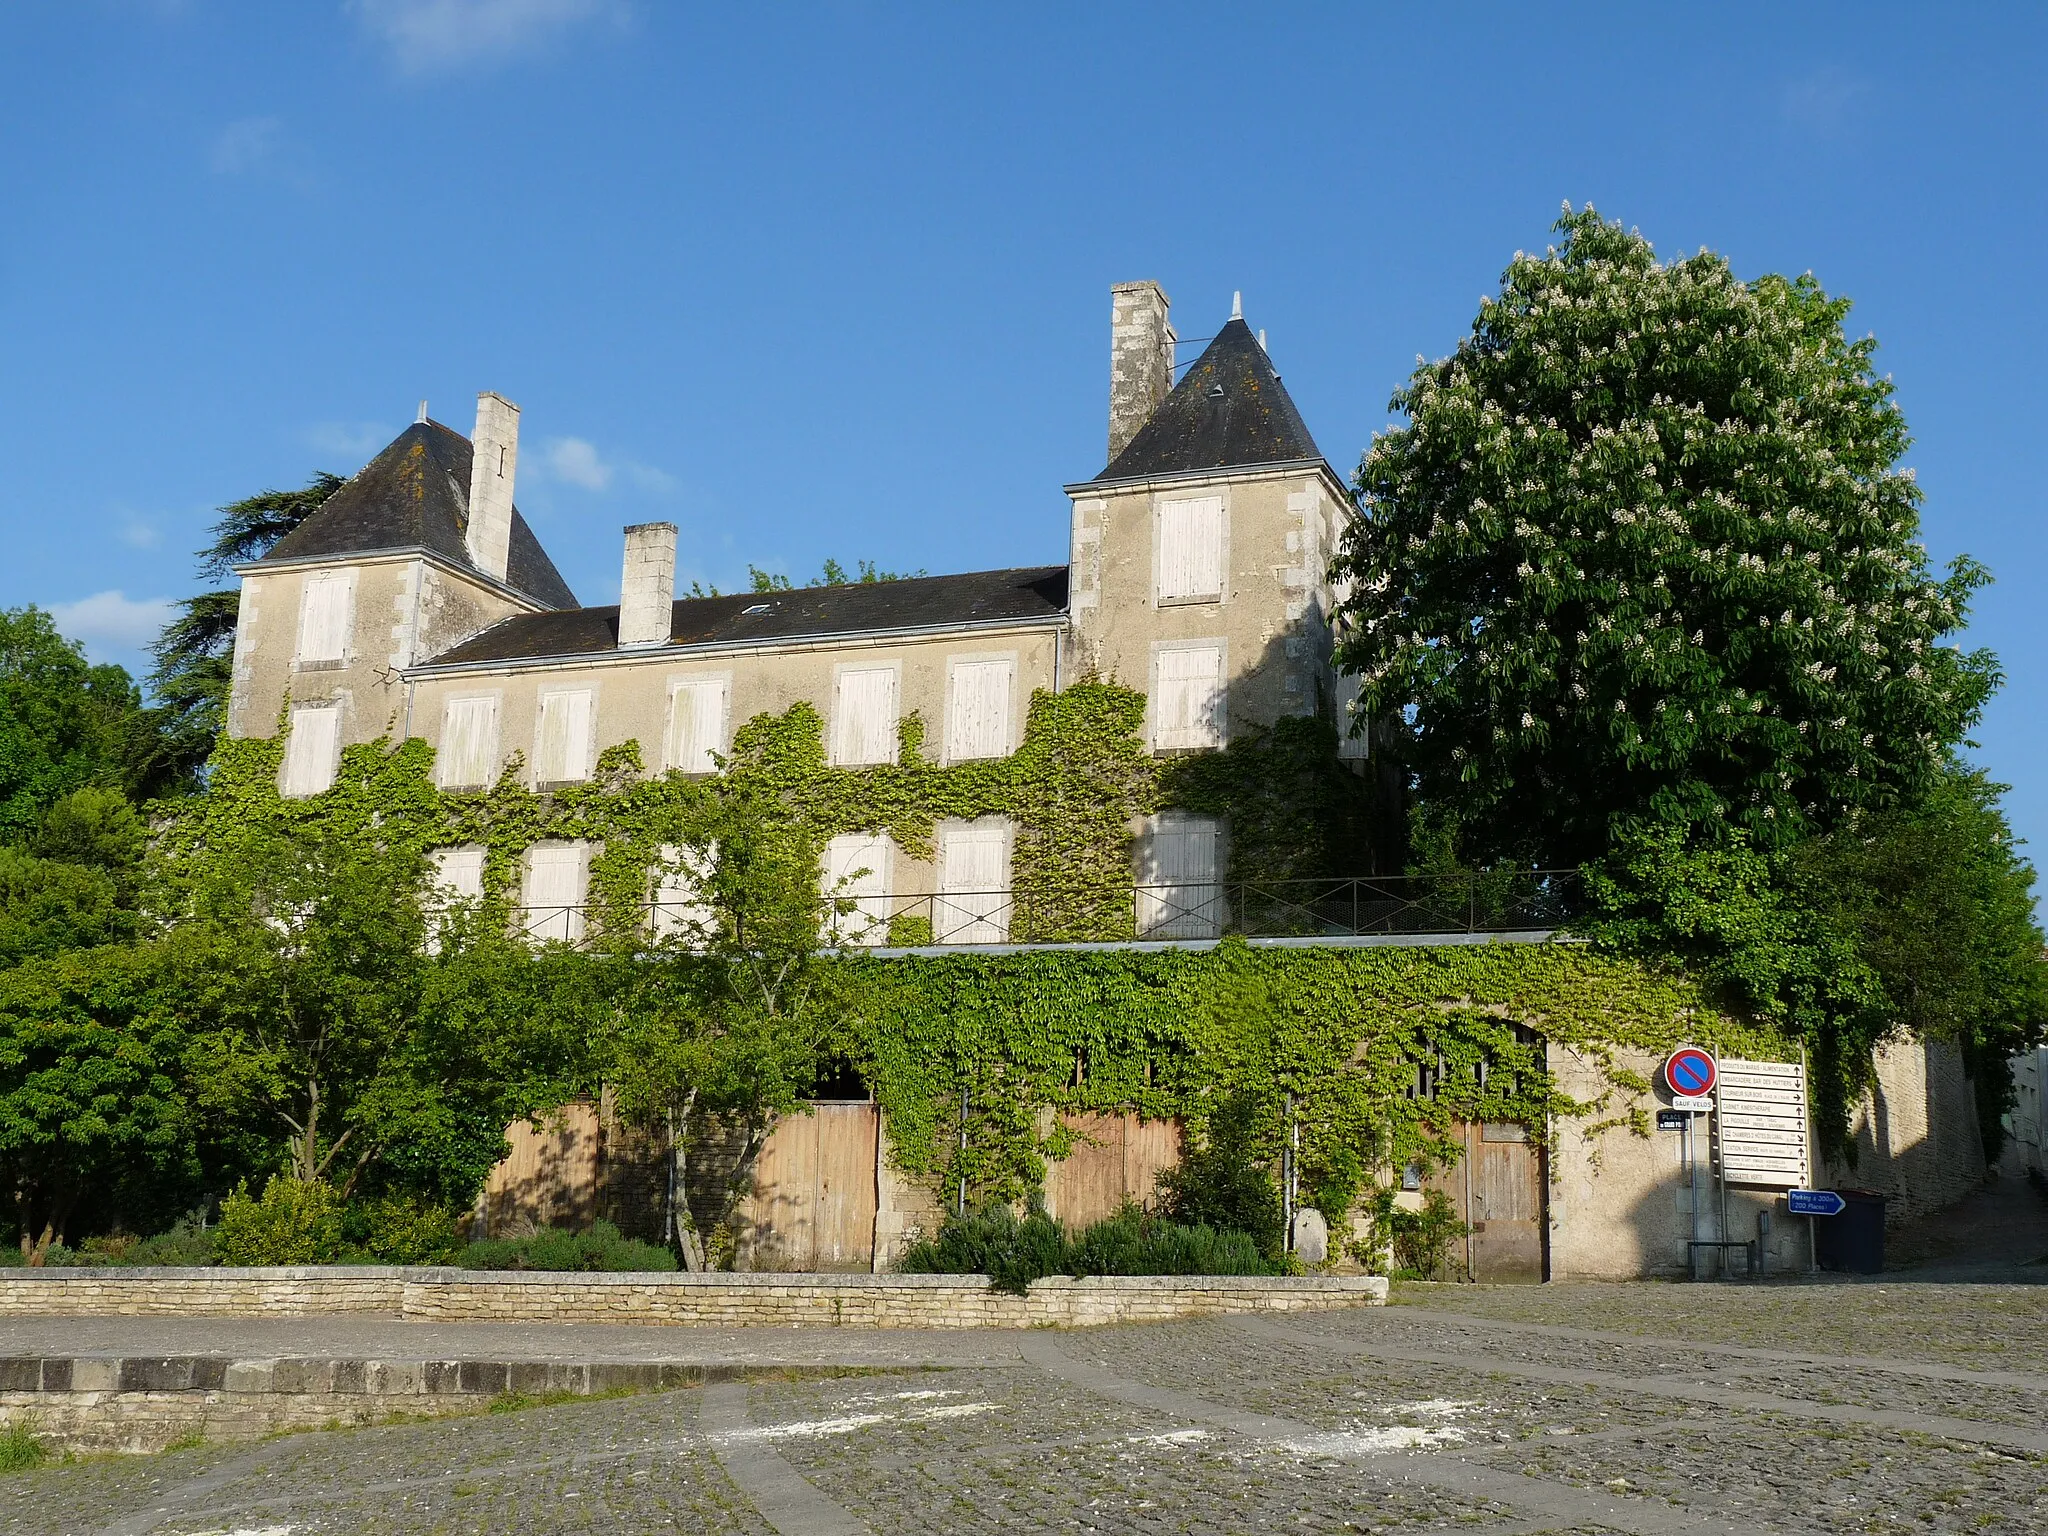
[1334,206,1997,868]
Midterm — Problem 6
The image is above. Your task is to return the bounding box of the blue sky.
[3,2,2044,859]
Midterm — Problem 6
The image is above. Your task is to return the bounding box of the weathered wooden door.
[1425,1121,1546,1282]
[1042,1114,1182,1227]
[747,1102,879,1272]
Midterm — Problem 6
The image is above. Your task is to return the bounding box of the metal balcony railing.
[506,870,1580,950]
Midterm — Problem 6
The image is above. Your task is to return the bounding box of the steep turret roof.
[1091,317,1324,483]
[253,420,578,609]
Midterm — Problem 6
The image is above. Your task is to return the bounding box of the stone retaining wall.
[0,1358,760,1453]
[0,1268,1386,1328]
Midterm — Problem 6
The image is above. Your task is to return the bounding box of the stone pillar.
[1108,281,1174,463]
[617,522,678,648]
[465,391,521,582]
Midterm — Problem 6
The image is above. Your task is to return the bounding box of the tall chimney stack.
[466,391,521,582]
[1108,281,1174,462]
[617,522,678,648]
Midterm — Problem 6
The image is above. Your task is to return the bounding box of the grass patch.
[0,1420,48,1473]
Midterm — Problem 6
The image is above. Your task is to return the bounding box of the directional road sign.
[1664,1046,1718,1100]
[1787,1189,1847,1217]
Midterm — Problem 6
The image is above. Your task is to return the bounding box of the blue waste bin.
[1814,1188,1885,1274]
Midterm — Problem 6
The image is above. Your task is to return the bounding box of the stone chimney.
[617,522,678,648]
[465,391,521,582]
[1108,281,1174,462]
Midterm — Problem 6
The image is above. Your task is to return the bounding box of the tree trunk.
[667,1092,706,1272]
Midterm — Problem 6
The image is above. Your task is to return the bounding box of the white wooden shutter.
[1155,645,1225,749]
[426,846,486,953]
[1158,496,1223,601]
[279,705,339,797]
[295,570,355,665]
[668,679,729,774]
[834,668,898,766]
[651,842,716,943]
[823,832,891,945]
[1335,672,1371,760]
[1136,813,1223,938]
[432,846,486,900]
[439,697,500,788]
[937,823,1009,943]
[522,841,588,944]
[535,689,594,785]
[946,659,1013,761]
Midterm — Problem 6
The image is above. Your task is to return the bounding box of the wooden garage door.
[747,1102,879,1272]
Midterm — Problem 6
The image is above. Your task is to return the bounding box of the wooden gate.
[1426,1121,1546,1282]
[743,1102,879,1272]
[1042,1114,1181,1227]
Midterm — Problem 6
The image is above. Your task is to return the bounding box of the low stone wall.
[0,1268,1386,1328]
[0,1358,756,1453]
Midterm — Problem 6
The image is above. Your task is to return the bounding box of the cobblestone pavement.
[2,1280,2043,1535]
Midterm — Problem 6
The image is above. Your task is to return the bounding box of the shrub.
[1063,1202,1273,1279]
[454,1220,676,1273]
[1359,1186,1467,1280]
[1153,1093,1284,1258]
[128,1219,219,1267]
[213,1177,346,1266]
[342,1196,461,1265]
[898,1201,1283,1295]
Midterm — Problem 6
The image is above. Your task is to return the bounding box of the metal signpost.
[1663,1048,1718,1278]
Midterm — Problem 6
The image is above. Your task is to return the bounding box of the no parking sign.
[1664,1046,1717,1100]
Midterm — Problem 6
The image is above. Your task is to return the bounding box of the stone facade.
[1548,1038,1989,1279]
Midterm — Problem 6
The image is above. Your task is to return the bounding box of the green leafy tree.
[0,947,196,1263]
[150,472,341,777]
[176,816,532,1204]
[0,608,183,828]
[1334,205,1996,867]
[602,734,844,1269]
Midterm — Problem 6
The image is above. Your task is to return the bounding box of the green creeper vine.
[153,679,1795,1225]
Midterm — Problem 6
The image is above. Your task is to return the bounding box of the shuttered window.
[1135,813,1224,938]
[651,842,716,943]
[279,704,339,797]
[822,832,891,946]
[535,689,594,785]
[439,696,500,788]
[425,845,486,953]
[1157,496,1223,602]
[522,841,588,945]
[432,846,486,900]
[1335,672,1370,760]
[667,678,730,774]
[937,822,1009,943]
[295,570,355,666]
[833,667,898,766]
[946,658,1013,761]
[1154,645,1225,750]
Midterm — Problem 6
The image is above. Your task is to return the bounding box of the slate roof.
[254,420,578,609]
[1092,317,1324,484]
[422,565,1070,668]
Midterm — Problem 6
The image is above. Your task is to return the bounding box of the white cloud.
[350,0,623,75]
[540,435,613,490]
[117,515,163,550]
[1781,67,1873,138]
[306,421,395,460]
[210,116,283,175]
[48,591,178,662]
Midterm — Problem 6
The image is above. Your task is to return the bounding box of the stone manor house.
[222,283,1993,1280]
[230,283,1360,942]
